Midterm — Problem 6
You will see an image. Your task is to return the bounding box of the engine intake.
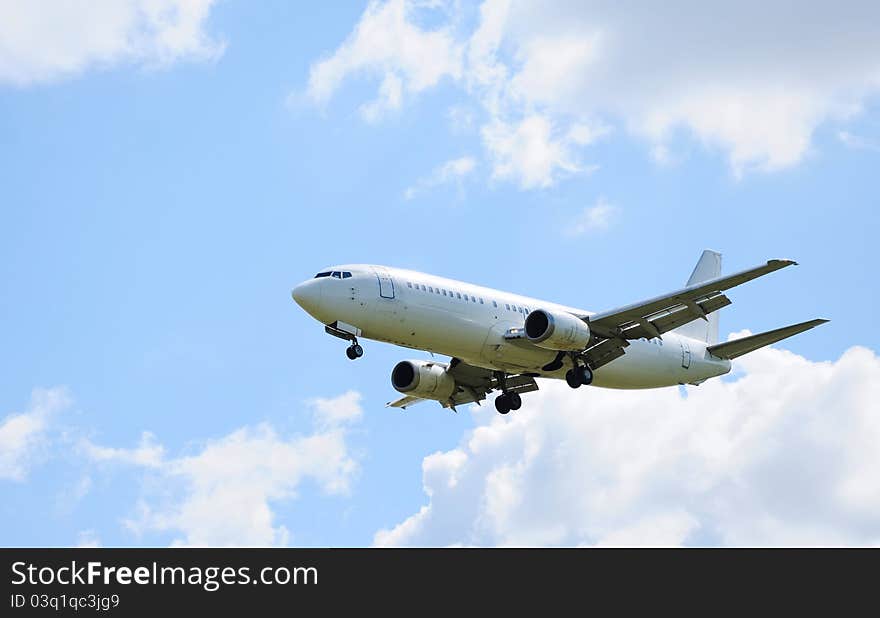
[391,360,456,401]
[524,308,591,351]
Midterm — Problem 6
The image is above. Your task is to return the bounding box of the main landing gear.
[565,362,593,388]
[494,391,522,415]
[493,371,523,415]
[345,342,364,360]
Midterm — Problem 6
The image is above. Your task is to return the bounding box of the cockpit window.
[315,270,352,279]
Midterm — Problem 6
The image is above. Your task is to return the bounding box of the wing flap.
[618,294,732,340]
[386,395,429,409]
[583,337,630,369]
[706,319,829,360]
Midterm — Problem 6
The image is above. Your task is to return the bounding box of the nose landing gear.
[324,322,365,361]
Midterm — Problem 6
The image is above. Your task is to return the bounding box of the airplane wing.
[577,258,797,369]
[706,319,829,359]
[386,359,538,410]
[586,259,796,340]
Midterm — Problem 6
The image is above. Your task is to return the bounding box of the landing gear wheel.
[565,369,582,389]
[346,344,364,360]
[508,392,522,410]
[581,366,593,385]
[495,394,511,414]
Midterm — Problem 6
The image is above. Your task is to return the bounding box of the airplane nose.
[291,280,323,316]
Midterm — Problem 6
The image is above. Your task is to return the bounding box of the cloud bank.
[307,0,880,185]
[0,0,224,85]
[375,343,880,547]
[83,391,364,546]
[0,387,71,481]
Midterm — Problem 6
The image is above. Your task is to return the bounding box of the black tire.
[581,366,593,385]
[508,392,522,410]
[346,346,358,360]
[495,394,511,414]
[565,369,582,389]
[352,344,364,358]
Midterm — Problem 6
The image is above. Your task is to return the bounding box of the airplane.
[291,251,827,414]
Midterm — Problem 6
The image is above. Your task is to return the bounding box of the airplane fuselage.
[292,264,731,389]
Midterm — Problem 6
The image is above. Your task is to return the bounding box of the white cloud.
[0,0,224,86]
[404,155,476,199]
[82,431,165,468]
[0,387,71,481]
[481,115,599,188]
[76,529,102,548]
[446,105,477,133]
[375,343,880,547]
[306,0,462,113]
[306,0,880,182]
[838,130,880,153]
[309,390,364,428]
[83,391,364,546]
[564,198,617,237]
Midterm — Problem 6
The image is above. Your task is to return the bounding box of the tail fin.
[675,250,722,344]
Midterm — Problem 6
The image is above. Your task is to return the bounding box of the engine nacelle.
[524,308,591,351]
[391,360,456,401]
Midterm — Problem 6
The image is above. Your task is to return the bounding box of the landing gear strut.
[565,360,593,388]
[345,343,364,360]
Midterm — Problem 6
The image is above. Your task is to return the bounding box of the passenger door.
[375,267,395,299]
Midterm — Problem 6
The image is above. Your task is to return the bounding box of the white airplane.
[291,251,827,414]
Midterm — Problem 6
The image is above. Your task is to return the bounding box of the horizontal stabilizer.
[706,319,829,360]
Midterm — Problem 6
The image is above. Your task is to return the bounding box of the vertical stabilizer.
[675,250,722,344]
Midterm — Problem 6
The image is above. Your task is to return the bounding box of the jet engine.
[524,308,591,351]
[391,360,456,401]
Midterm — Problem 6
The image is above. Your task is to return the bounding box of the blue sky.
[1,1,879,547]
